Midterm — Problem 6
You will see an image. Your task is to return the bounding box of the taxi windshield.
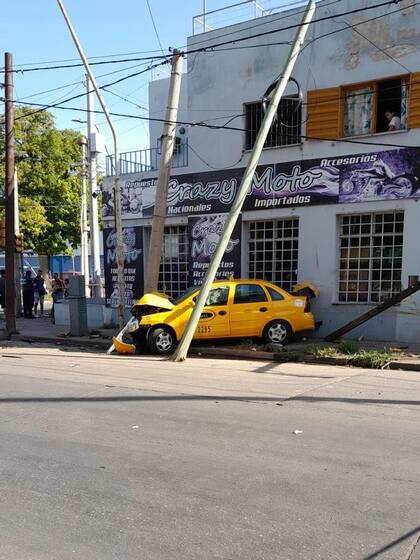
[171,287,198,305]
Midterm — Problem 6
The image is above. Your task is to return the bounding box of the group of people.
[22,270,67,319]
[0,269,67,320]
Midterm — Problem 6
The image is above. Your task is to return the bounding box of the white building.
[103,0,420,342]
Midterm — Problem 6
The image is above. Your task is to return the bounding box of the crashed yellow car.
[114,279,319,355]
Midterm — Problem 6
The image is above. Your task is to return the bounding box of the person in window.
[385,111,401,131]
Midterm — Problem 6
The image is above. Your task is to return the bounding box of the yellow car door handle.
[218,310,227,316]
[259,307,268,312]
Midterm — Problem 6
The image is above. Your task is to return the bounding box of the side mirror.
[190,300,196,307]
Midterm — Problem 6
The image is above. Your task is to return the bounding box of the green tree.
[0,107,83,255]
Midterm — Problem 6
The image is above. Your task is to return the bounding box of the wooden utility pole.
[172,0,316,361]
[4,52,16,336]
[324,281,420,342]
[145,50,183,293]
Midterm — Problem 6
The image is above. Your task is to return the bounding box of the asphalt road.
[0,345,419,560]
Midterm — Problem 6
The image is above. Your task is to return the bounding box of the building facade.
[103,0,420,342]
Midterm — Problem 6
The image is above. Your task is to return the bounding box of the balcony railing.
[192,0,318,35]
[106,141,189,176]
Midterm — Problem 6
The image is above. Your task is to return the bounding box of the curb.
[2,337,420,372]
[190,346,420,371]
[189,346,348,365]
[10,334,111,350]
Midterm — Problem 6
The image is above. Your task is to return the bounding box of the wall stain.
[342,7,420,70]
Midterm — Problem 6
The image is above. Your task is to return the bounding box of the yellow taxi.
[115,279,319,355]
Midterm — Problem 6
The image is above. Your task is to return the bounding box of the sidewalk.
[2,313,420,372]
[0,315,114,350]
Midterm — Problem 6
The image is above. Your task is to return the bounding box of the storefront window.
[338,212,404,303]
[248,219,299,293]
[158,225,189,298]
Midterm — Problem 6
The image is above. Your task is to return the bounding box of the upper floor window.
[244,96,301,150]
[344,76,409,137]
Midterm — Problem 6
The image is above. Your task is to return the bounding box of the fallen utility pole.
[145,50,183,293]
[57,0,126,329]
[80,137,90,297]
[324,281,420,342]
[4,52,17,337]
[172,0,316,362]
[86,75,102,298]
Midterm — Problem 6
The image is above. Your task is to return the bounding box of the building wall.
[103,0,420,342]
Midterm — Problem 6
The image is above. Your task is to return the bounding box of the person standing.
[51,273,65,323]
[0,269,5,311]
[33,270,47,317]
[22,270,35,318]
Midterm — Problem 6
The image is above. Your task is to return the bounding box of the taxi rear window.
[267,286,284,301]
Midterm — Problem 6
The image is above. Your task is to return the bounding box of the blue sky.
[1,0,240,152]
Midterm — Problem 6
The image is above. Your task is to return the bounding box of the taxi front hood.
[134,291,175,311]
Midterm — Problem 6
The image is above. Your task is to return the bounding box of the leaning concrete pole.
[172,0,316,362]
[145,51,183,293]
[56,0,126,329]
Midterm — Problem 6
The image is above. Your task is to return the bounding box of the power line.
[6,0,412,74]
[5,48,167,69]
[6,59,169,124]
[0,0,344,73]
[145,0,166,56]
[7,98,418,151]
[6,0,414,120]
[183,0,406,56]
[9,53,170,74]
[180,0,346,50]
[189,143,245,170]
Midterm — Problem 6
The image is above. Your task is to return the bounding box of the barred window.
[338,212,404,303]
[245,96,302,150]
[248,219,299,293]
[158,225,189,299]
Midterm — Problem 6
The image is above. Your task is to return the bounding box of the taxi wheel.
[148,326,176,355]
[263,320,292,345]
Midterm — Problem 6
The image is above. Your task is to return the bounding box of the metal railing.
[106,141,189,176]
[192,0,318,34]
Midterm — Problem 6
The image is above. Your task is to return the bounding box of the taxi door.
[229,283,272,337]
[194,285,231,339]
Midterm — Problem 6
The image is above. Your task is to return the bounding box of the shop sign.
[103,226,144,307]
[102,147,420,219]
[188,214,241,286]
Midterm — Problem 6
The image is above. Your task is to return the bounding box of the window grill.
[158,225,189,298]
[338,212,404,303]
[245,96,302,150]
[248,218,299,293]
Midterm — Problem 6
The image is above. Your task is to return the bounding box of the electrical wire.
[323,3,412,74]
[182,0,407,57]
[5,0,411,74]
[189,143,245,170]
[6,59,169,124]
[7,98,419,150]
[8,0,415,123]
[145,0,166,57]
[180,0,346,50]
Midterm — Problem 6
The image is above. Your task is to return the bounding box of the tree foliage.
[0,107,83,254]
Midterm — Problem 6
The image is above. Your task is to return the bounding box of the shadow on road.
[362,525,420,559]
[0,395,419,405]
